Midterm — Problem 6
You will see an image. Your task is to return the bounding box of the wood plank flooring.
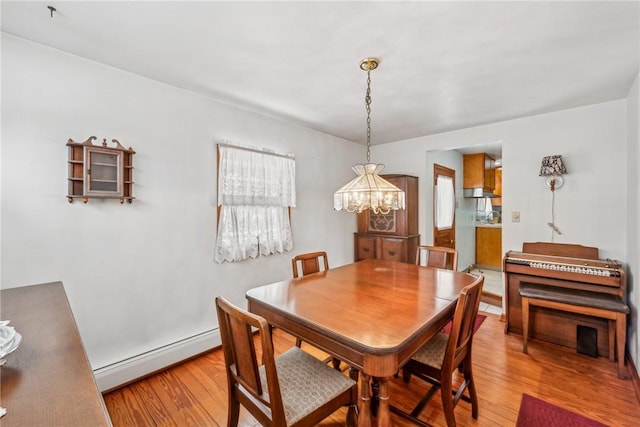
[103,313,640,426]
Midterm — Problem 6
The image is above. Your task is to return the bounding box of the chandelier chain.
[365,69,372,163]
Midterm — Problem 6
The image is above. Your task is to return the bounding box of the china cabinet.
[354,174,419,264]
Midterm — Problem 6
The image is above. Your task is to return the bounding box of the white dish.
[0,332,22,359]
[0,325,16,349]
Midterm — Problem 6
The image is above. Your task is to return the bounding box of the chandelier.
[333,58,406,214]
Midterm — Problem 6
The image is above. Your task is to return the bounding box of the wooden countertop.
[0,282,111,426]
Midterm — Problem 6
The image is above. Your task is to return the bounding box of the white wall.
[0,34,363,389]
[626,71,639,369]
[374,100,628,260]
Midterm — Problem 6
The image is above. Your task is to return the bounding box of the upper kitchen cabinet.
[493,167,503,206]
[463,153,495,197]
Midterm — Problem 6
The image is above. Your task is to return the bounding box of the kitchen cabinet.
[476,226,502,268]
[493,167,502,206]
[354,174,419,264]
[463,153,495,192]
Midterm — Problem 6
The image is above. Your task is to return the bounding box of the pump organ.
[504,242,628,378]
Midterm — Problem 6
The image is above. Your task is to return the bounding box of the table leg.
[371,378,379,416]
[376,377,391,427]
[358,372,372,427]
[347,367,359,427]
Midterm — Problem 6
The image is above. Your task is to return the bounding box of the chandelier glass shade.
[334,163,406,214]
[333,57,405,214]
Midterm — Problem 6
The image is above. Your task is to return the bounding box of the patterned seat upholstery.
[259,347,356,425]
[407,332,449,370]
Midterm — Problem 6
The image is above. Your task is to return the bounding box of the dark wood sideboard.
[0,282,111,426]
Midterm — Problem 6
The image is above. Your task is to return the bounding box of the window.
[214,144,296,263]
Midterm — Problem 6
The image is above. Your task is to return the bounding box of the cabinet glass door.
[84,147,123,196]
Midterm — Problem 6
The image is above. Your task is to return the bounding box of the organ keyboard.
[504,242,627,360]
[504,251,623,291]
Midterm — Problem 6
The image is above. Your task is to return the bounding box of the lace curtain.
[215,145,296,263]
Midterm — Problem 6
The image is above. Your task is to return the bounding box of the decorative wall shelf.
[67,136,135,204]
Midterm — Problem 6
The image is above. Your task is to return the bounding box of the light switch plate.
[512,211,520,222]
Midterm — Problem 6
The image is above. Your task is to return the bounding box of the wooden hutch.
[354,174,419,264]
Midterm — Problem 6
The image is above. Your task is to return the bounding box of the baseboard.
[94,328,221,393]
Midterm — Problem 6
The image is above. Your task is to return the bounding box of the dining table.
[246,258,481,427]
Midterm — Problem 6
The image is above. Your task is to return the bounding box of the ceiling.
[1,1,639,148]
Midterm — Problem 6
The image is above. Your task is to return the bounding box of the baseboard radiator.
[94,328,221,393]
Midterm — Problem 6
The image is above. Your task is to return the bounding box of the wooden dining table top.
[246,258,480,376]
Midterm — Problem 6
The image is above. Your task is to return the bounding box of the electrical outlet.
[512,211,520,222]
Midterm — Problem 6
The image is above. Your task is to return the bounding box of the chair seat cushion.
[409,332,449,370]
[260,347,355,426]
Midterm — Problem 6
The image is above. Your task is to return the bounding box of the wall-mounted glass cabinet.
[67,136,135,204]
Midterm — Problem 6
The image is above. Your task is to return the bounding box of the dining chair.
[291,251,341,369]
[416,245,459,271]
[291,251,329,279]
[215,296,358,427]
[393,276,484,427]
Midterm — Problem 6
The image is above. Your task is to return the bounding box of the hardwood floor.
[103,313,640,426]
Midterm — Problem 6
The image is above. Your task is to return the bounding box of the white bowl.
[0,323,22,360]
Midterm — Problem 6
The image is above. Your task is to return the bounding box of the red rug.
[516,394,607,427]
[442,314,486,335]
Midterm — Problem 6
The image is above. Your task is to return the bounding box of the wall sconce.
[539,155,567,241]
[539,154,567,191]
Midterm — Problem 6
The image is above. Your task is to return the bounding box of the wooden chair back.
[416,245,458,271]
[216,296,285,425]
[215,296,357,427]
[444,277,484,374]
[292,251,329,278]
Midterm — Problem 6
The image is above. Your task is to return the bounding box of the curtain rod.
[217,142,295,160]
